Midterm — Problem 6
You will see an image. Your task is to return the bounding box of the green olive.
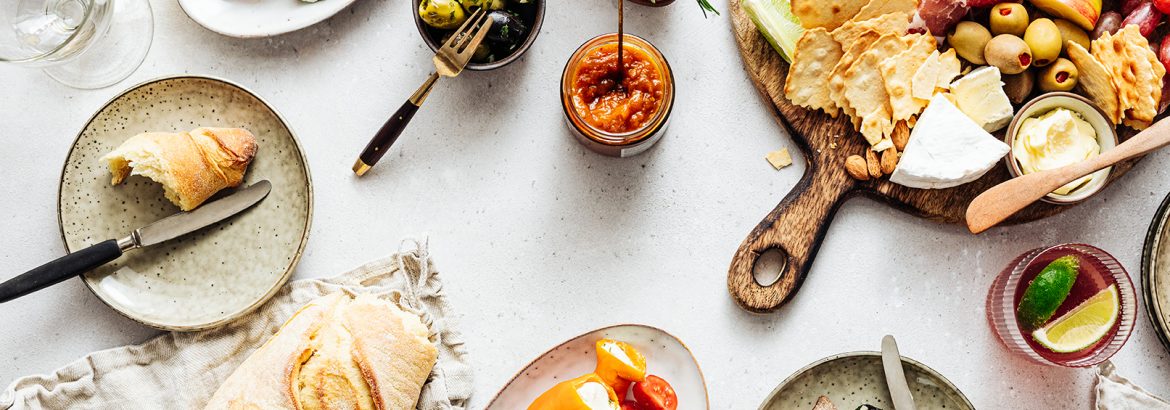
[1039,58,1079,91]
[990,3,1029,36]
[984,34,1032,74]
[1053,19,1091,53]
[419,0,467,30]
[1024,19,1062,66]
[948,21,993,65]
[461,0,506,10]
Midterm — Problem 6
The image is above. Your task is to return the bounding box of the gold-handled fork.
[352,9,494,176]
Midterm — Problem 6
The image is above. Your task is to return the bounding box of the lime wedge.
[1032,284,1120,354]
[1017,255,1080,329]
[742,0,804,63]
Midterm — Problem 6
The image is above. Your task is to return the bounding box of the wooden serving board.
[727,0,1142,313]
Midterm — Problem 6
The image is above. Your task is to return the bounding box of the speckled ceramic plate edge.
[756,351,975,410]
[1141,191,1170,354]
[55,74,314,332]
[485,323,711,409]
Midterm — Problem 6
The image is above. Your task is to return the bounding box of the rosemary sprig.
[696,0,720,17]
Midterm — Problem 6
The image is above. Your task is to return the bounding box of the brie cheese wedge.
[949,66,1014,132]
[890,95,1010,189]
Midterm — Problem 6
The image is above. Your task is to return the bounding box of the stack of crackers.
[784,0,958,163]
[1066,25,1165,130]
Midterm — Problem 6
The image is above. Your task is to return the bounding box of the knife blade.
[881,335,917,410]
[0,180,271,303]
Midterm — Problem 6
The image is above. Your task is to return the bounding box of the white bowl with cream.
[1005,92,1119,205]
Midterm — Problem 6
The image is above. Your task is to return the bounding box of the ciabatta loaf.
[203,293,438,410]
[101,127,257,211]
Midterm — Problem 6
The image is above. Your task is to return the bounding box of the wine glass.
[1,0,152,89]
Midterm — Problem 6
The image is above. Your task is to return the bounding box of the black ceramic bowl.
[411,0,545,71]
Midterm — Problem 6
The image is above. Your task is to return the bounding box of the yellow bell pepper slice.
[593,339,647,396]
[528,373,620,410]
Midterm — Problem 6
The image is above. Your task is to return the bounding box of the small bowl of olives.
[414,0,545,71]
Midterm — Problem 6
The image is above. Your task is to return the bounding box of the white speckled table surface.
[2,1,1169,408]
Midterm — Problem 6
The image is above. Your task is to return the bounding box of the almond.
[892,120,911,151]
[845,155,870,181]
[866,149,882,178]
[880,147,898,174]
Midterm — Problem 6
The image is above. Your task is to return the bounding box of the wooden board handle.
[728,158,852,313]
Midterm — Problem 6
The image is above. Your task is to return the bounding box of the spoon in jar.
[616,0,626,90]
[966,116,1170,233]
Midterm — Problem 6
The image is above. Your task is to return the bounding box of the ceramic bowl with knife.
[758,351,973,410]
[25,76,314,332]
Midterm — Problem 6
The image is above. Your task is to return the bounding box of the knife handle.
[0,239,123,303]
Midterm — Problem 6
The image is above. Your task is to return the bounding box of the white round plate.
[487,324,709,409]
[59,75,312,331]
[177,0,359,38]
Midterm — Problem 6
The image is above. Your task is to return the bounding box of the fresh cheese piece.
[890,95,1010,189]
[576,382,618,410]
[949,66,1014,132]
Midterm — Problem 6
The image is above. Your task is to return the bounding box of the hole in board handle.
[752,247,787,287]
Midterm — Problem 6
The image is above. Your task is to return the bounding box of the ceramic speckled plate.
[58,75,312,332]
[487,324,709,409]
[759,352,973,410]
[1142,191,1170,353]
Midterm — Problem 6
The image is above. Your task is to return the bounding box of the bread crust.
[102,127,257,211]
[203,294,438,410]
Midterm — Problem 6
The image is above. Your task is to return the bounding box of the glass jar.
[561,33,675,157]
[985,244,1136,367]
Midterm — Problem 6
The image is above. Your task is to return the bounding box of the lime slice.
[1017,255,1080,329]
[1032,284,1120,354]
[742,0,804,63]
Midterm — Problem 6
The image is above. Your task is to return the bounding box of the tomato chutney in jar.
[561,33,674,157]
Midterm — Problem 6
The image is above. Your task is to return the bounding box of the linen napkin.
[1095,360,1170,409]
[1,240,473,410]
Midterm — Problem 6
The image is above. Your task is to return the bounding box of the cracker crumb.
[766,148,793,170]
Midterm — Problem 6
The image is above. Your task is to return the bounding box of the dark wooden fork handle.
[353,72,441,176]
[354,100,420,175]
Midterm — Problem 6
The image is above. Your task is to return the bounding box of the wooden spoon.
[967,117,1170,234]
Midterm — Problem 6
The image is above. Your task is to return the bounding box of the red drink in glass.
[985,244,1137,367]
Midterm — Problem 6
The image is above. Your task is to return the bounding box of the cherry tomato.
[620,400,644,410]
[632,375,678,410]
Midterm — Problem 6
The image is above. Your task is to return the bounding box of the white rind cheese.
[890,95,1011,189]
[949,66,1015,132]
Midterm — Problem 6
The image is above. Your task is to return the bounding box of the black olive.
[486,10,529,48]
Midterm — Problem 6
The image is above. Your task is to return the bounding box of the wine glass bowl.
[1,0,152,89]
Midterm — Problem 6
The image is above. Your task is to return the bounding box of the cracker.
[829,31,882,120]
[1069,40,1120,123]
[844,33,904,144]
[911,50,942,101]
[784,28,844,117]
[935,49,962,90]
[766,148,794,169]
[792,0,867,30]
[853,0,918,22]
[831,12,911,47]
[1110,26,1160,124]
[881,33,936,122]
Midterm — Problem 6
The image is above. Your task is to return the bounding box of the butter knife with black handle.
[0,180,271,304]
